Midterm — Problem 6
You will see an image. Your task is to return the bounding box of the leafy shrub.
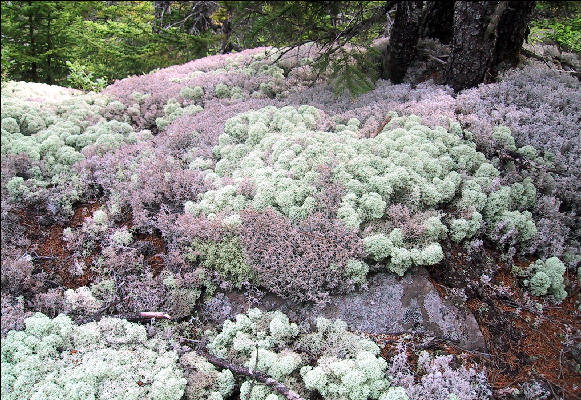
[66,60,107,92]
[1,313,186,400]
[530,6,581,54]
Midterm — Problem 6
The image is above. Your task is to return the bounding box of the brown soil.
[30,203,101,288]
[134,232,167,276]
[427,245,581,399]
[19,202,169,289]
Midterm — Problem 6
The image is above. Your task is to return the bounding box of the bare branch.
[181,339,307,400]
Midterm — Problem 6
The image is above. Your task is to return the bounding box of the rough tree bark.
[444,1,536,91]
[493,1,536,68]
[420,0,455,44]
[444,1,504,91]
[382,0,423,83]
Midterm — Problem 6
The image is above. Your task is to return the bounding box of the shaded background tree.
[3,1,577,92]
[223,1,538,92]
[443,1,536,91]
[1,1,218,86]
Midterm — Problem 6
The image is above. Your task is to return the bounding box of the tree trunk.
[444,1,504,92]
[153,1,171,33]
[445,1,535,91]
[46,9,53,84]
[382,0,423,83]
[220,8,234,54]
[420,1,455,44]
[493,1,536,69]
[28,1,38,82]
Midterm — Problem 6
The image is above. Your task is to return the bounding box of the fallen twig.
[180,338,306,400]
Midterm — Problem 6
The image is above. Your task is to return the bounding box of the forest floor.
[21,200,581,399]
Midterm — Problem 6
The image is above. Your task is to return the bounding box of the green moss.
[190,237,255,288]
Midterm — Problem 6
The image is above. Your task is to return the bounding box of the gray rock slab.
[201,267,486,352]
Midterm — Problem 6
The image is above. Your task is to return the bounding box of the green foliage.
[1,1,217,86]
[190,237,256,288]
[326,48,381,96]
[227,1,387,95]
[1,1,78,83]
[545,17,581,53]
[530,2,581,53]
[65,60,106,92]
[1,313,187,400]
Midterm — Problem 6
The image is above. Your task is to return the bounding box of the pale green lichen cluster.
[110,227,133,246]
[1,313,186,400]
[480,178,537,245]
[182,107,541,276]
[525,257,567,302]
[180,86,204,101]
[1,81,149,215]
[64,286,103,313]
[206,309,405,400]
[492,126,517,151]
[155,98,203,130]
[208,309,302,400]
[300,318,392,400]
[449,212,482,243]
[93,209,110,227]
[363,228,444,276]
[168,50,287,100]
[185,105,322,222]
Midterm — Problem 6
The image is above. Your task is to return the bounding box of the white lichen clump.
[184,107,539,276]
[206,309,406,400]
[1,313,187,400]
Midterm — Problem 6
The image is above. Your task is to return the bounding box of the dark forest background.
[1,1,579,91]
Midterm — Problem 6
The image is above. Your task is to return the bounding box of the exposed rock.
[201,267,487,351]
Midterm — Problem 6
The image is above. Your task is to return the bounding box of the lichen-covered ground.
[1,45,580,399]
